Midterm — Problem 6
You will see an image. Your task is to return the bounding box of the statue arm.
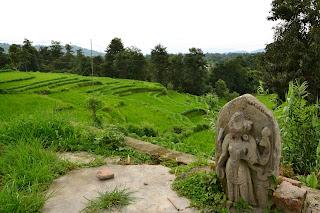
[258,127,271,166]
[216,135,230,179]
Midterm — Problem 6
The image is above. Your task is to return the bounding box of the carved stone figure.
[215,94,281,211]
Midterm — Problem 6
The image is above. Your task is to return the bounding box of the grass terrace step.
[15,77,79,92]
[113,87,166,96]
[0,76,35,84]
[48,79,90,89]
[6,77,68,90]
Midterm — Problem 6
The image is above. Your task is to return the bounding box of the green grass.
[82,187,134,212]
[0,71,218,157]
[0,140,73,213]
[171,162,227,212]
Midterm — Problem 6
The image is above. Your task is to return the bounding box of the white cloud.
[0,0,274,53]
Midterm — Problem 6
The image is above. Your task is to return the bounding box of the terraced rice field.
[0,71,217,156]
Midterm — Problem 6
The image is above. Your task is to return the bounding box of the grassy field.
[0,70,281,212]
[0,70,220,157]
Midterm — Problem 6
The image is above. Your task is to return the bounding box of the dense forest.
[0,39,263,98]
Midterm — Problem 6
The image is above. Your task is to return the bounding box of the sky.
[0,0,275,54]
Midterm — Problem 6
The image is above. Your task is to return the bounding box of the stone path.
[125,137,197,165]
[42,165,196,213]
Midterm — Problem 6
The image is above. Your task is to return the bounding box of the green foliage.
[299,173,319,189]
[263,0,320,101]
[281,81,320,174]
[127,124,158,137]
[234,198,253,213]
[113,47,146,80]
[151,44,170,86]
[172,170,227,212]
[214,79,229,98]
[183,48,208,95]
[210,56,259,95]
[0,140,72,212]
[257,80,269,95]
[86,97,103,127]
[94,127,125,150]
[83,187,134,212]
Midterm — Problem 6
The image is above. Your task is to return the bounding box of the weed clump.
[86,97,103,127]
[83,187,134,212]
[172,164,227,212]
[127,124,158,137]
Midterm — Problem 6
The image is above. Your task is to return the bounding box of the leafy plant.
[86,97,103,127]
[280,81,320,174]
[257,80,269,95]
[234,198,252,213]
[172,167,227,212]
[299,173,319,189]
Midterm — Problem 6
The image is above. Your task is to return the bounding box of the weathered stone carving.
[215,94,281,211]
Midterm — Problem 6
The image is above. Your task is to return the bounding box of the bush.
[214,79,229,97]
[193,123,210,133]
[127,124,158,137]
[280,81,320,175]
[86,97,103,127]
[94,127,125,150]
[172,170,227,212]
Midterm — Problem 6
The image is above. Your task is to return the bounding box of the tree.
[8,44,22,70]
[0,47,9,68]
[113,47,145,80]
[151,44,170,86]
[104,37,124,77]
[20,39,39,71]
[169,54,185,91]
[183,48,207,95]
[49,41,64,71]
[214,79,229,97]
[263,0,320,100]
[38,46,51,71]
[210,57,259,94]
[75,49,91,75]
[63,44,74,71]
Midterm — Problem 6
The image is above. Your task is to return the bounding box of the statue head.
[228,112,253,136]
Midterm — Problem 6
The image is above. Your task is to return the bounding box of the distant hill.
[0,43,104,57]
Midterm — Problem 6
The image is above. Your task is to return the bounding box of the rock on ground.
[42,165,195,213]
[273,181,307,213]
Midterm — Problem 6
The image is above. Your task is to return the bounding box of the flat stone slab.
[57,151,96,164]
[125,137,196,164]
[42,165,195,213]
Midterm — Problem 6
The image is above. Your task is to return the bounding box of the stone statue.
[215,94,281,212]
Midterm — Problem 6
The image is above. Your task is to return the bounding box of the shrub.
[257,80,269,95]
[127,124,158,137]
[172,170,227,212]
[94,127,125,150]
[280,81,320,174]
[214,79,229,97]
[193,123,210,133]
[202,93,219,112]
[86,97,103,127]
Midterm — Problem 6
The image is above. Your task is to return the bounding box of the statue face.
[228,112,246,134]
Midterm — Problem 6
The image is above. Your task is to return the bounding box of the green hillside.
[0,70,219,157]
